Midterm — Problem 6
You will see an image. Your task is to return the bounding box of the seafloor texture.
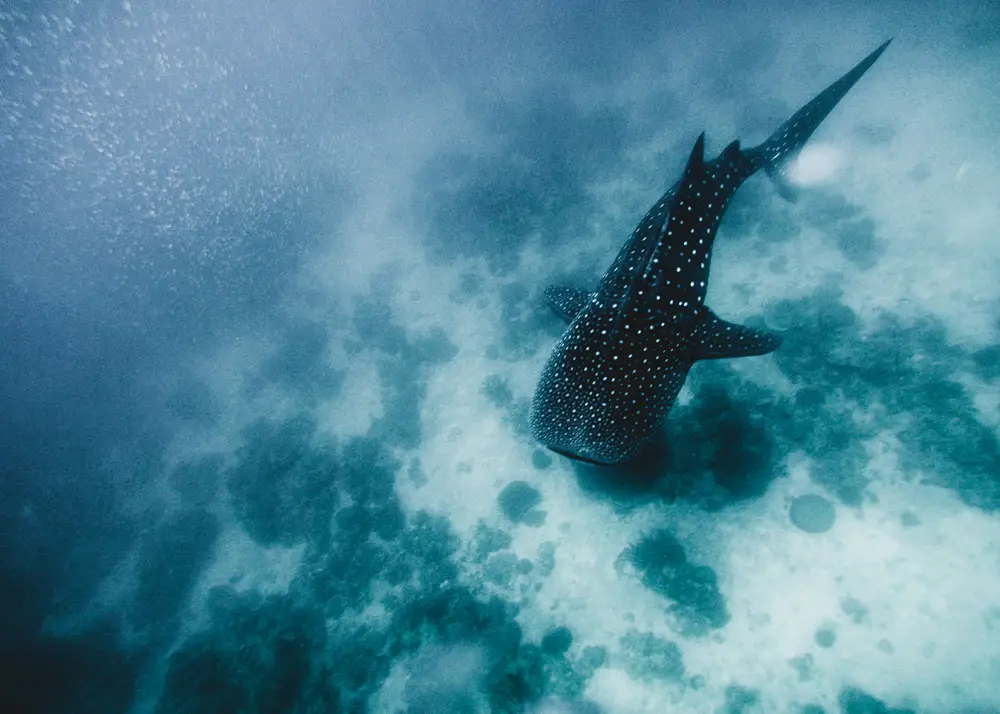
[2,1,999,713]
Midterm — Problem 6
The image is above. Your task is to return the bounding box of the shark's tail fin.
[750,39,892,200]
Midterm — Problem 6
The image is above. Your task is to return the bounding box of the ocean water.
[1,1,999,713]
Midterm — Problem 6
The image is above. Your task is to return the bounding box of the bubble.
[787,144,843,186]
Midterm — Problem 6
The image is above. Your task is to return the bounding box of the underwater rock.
[498,481,545,525]
[814,628,836,648]
[618,630,684,682]
[532,450,554,470]
[789,494,836,534]
[621,529,729,636]
[722,684,761,713]
[541,627,573,656]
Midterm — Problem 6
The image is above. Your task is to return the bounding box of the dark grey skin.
[530,40,891,466]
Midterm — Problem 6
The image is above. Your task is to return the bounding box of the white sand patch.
[371,643,490,714]
[318,357,383,440]
[587,666,687,713]
[401,388,524,534]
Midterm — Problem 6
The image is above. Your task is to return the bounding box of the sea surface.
[2,1,999,712]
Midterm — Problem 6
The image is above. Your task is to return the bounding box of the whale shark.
[530,40,891,465]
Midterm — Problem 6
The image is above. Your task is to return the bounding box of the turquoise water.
[2,1,999,712]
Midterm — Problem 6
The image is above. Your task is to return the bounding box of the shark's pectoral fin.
[544,285,593,323]
[690,309,782,360]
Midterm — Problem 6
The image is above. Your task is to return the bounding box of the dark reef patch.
[972,344,1000,380]
[814,628,836,648]
[350,287,459,451]
[853,123,896,146]
[169,454,223,508]
[132,509,220,636]
[340,435,402,515]
[789,494,837,534]
[498,481,545,526]
[771,287,1000,511]
[618,630,685,682]
[722,684,762,714]
[621,529,729,637]
[483,374,515,407]
[255,320,342,401]
[155,588,330,714]
[532,449,554,470]
[802,192,884,269]
[541,626,574,656]
[294,435,447,618]
[666,378,782,505]
[227,414,339,548]
[790,653,815,681]
[235,420,604,714]
[841,596,868,624]
[484,552,522,587]
[838,686,917,714]
[471,522,514,563]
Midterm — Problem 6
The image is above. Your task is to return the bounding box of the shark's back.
[596,135,759,331]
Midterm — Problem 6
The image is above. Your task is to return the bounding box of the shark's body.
[530,41,891,465]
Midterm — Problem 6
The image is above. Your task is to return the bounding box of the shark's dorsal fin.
[690,308,782,360]
[719,138,741,163]
[544,285,592,323]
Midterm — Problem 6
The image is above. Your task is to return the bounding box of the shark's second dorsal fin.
[690,308,782,360]
[685,132,707,177]
[544,285,592,323]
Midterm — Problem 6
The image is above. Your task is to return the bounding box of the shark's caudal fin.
[752,39,892,199]
[544,285,592,323]
[690,309,782,360]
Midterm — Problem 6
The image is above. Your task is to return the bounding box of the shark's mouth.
[545,445,614,467]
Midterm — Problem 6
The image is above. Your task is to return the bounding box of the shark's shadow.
[567,431,673,507]
[565,381,784,512]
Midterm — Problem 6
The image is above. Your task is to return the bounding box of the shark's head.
[529,306,694,466]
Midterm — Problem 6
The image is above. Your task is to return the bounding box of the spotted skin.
[531,41,891,465]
